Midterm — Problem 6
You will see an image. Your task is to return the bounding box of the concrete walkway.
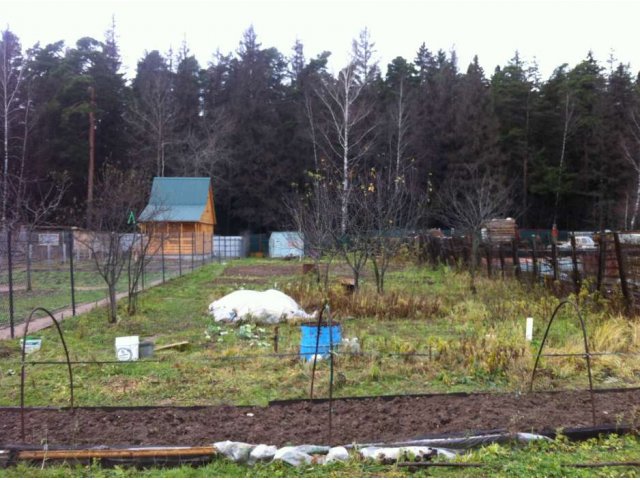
[0,279,164,340]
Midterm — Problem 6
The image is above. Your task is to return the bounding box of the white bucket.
[115,336,139,361]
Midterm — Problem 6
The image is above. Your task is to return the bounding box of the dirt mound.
[2,389,638,447]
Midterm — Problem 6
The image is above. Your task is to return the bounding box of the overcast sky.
[4,0,640,80]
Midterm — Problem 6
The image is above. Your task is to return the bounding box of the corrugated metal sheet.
[269,232,303,258]
[139,177,211,222]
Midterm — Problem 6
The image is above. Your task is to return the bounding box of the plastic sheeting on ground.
[208,289,315,324]
[210,432,550,466]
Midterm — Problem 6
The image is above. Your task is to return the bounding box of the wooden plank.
[17,446,216,460]
[155,341,190,352]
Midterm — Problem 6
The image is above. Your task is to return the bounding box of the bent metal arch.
[20,307,75,441]
[529,299,596,426]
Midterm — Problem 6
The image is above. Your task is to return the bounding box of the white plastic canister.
[115,336,139,361]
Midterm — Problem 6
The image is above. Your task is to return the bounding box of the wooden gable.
[199,185,217,226]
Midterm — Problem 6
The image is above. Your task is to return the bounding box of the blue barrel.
[300,323,342,361]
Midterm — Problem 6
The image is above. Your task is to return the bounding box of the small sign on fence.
[38,233,59,246]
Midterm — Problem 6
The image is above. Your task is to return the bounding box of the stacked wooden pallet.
[485,218,517,243]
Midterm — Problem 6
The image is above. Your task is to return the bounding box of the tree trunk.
[26,232,32,291]
[108,283,118,323]
[372,256,382,294]
[470,234,479,294]
[341,125,349,236]
[2,101,8,223]
[631,168,640,229]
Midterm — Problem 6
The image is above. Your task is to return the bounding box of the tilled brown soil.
[1,389,638,448]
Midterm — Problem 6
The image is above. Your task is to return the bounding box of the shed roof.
[139,177,213,222]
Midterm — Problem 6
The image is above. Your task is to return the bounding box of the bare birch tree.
[315,31,378,235]
[621,111,640,229]
[0,29,28,224]
[553,91,575,225]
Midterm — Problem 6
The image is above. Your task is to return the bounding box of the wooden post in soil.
[570,234,581,295]
[596,233,606,293]
[551,241,558,282]
[512,239,521,281]
[613,232,633,313]
[485,243,492,278]
[531,237,538,285]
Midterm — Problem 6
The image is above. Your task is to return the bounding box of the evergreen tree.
[450,56,504,182]
[603,62,635,227]
[491,52,538,225]
[128,50,175,177]
[221,26,288,232]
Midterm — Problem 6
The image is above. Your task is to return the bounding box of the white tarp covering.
[208,289,315,324]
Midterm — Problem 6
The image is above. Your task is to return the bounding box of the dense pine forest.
[2,24,640,234]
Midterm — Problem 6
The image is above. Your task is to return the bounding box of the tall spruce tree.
[491,52,538,225]
[222,26,287,232]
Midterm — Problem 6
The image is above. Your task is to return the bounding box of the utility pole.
[87,86,96,225]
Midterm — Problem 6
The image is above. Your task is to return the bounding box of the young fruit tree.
[79,166,160,323]
[436,165,514,293]
[366,166,425,294]
[286,169,338,289]
[7,172,68,291]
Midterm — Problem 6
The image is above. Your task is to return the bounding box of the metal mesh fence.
[0,229,220,336]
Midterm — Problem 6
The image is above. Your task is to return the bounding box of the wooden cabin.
[139,177,216,255]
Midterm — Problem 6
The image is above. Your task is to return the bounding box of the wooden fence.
[419,232,640,313]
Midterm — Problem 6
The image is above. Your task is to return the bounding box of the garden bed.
[2,388,639,448]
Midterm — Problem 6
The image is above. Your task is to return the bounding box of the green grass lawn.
[1,257,640,476]
[0,258,191,327]
[1,258,639,407]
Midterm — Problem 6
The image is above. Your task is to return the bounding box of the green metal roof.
[139,177,212,222]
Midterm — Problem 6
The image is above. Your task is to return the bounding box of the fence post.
[531,237,538,284]
[485,243,492,278]
[512,239,521,281]
[458,239,467,269]
[8,228,15,339]
[613,232,633,312]
[436,238,444,265]
[430,237,438,265]
[67,230,76,316]
[498,243,505,279]
[178,230,182,276]
[26,232,32,292]
[141,234,145,291]
[191,232,195,271]
[596,233,606,293]
[161,233,166,283]
[570,234,581,294]
[551,241,558,282]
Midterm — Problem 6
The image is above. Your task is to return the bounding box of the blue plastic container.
[300,323,342,361]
